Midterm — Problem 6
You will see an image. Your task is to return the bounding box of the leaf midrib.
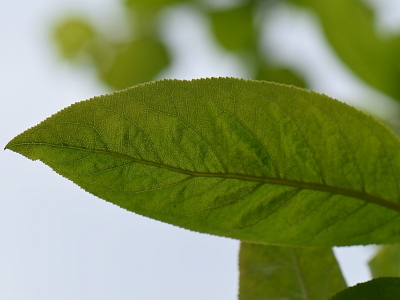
[10,142,400,213]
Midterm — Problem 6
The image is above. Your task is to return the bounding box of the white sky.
[2,0,400,299]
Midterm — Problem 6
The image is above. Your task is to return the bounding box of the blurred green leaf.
[100,38,170,89]
[239,242,346,300]
[53,18,95,60]
[290,0,400,100]
[52,11,171,90]
[125,0,186,8]
[369,244,400,278]
[7,78,400,247]
[209,4,254,51]
[256,66,306,88]
[330,277,400,300]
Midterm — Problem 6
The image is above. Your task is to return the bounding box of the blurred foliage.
[210,4,254,51]
[52,0,400,102]
[289,0,400,101]
[54,18,95,60]
[53,8,171,90]
[256,66,306,88]
[52,0,308,90]
[100,38,169,90]
[125,0,187,8]
[369,244,400,278]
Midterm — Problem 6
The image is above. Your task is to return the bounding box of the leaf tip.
[4,139,15,152]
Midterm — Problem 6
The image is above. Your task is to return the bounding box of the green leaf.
[209,5,254,51]
[330,277,400,300]
[6,78,400,246]
[239,242,346,300]
[53,17,170,89]
[369,244,400,278]
[100,38,170,90]
[53,18,95,60]
[290,0,400,100]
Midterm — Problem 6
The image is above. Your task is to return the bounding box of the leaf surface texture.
[6,78,400,246]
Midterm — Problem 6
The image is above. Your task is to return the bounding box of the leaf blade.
[6,78,400,246]
[239,243,347,300]
[330,277,400,300]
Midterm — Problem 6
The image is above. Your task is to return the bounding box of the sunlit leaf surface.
[6,78,400,246]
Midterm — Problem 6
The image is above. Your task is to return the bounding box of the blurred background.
[2,0,400,299]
